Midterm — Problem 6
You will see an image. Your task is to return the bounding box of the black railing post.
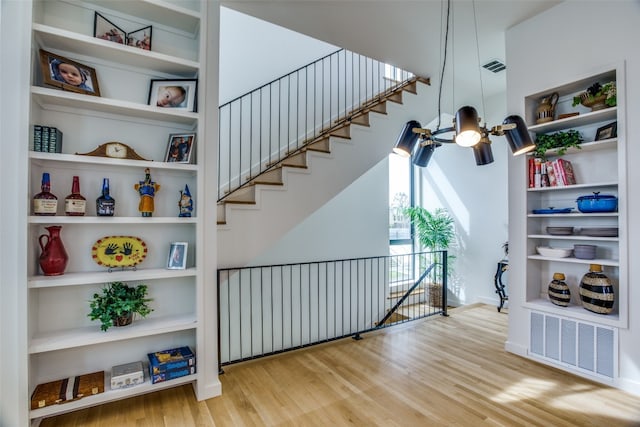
[442,250,449,317]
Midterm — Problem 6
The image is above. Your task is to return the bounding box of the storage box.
[148,346,196,384]
[111,361,144,390]
[31,371,104,410]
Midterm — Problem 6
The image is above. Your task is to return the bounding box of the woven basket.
[429,282,443,307]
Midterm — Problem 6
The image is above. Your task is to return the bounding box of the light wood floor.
[41,304,640,426]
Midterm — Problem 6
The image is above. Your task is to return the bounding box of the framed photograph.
[165,133,196,163]
[93,12,126,45]
[148,79,197,111]
[126,26,152,51]
[167,242,188,270]
[39,50,101,96]
[595,122,617,141]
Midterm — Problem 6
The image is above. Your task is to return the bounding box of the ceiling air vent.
[482,60,506,73]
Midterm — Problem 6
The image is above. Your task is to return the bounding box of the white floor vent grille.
[530,311,617,379]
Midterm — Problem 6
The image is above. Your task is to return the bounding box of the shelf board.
[527,181,617,192]
[82,0,200,34]
[28,267,197,288]
[524,299,621,328]
[29,314,197,354]
[28,215,197,225]
[31,86,198,126]
[527,107,617,133]
[30,373,196,420]
[528,212,618,218]
[33,24,199,75]
[528,254,619,267]
[29,151,198,173]
[528,234,619,242]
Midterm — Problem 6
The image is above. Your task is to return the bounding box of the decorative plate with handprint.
[91,236,147,269]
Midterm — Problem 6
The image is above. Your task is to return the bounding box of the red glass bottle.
[33,172,58,216]
[65,176,86,216]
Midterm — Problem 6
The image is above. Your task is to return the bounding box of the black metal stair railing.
[218,48,415,201]
[217,251,447,368]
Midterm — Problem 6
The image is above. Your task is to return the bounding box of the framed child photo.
[126,26,152,51]
[167,242,188,270]
[165,133,196,163]
[148,79,197,112]
[39,50,101,96]
[93,12,126,45]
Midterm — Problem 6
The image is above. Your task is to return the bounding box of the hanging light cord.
[472,0,486,125]
[436,0,451,131]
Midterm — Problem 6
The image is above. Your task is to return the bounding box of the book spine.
[545,161,557,186]
[56,128,63,153]
[534,158,542,188]
[552,159,565,186]
[48,127,57,153]
[559,158,577,185]
[33,125,42,152]
[42,126,50,153]
[528,158,535,188]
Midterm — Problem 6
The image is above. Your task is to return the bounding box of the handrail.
[376,261,437,327]
[218,49,415,202]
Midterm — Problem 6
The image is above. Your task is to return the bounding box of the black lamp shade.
[472,140,494,166]
[393,120,421,157]
[455,106,481,147]
[503,115,535,155]
[413,141,438,167]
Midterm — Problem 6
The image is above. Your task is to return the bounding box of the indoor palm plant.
[89,281,153,331]
[403,207,456,306]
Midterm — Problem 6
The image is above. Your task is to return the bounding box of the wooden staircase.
[217,76,430,225]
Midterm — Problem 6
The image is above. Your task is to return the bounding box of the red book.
[558,158,577,185]
[528,158,535,188]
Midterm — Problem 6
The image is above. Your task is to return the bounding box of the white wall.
[506,0,640,395]
[219,6,337,104]
[251,160,390,266]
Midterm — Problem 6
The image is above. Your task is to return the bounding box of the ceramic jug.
[536,92,559,124]
[38,225,68,276]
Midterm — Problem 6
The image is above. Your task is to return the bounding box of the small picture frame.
[126,26,152,51]
[595,122,617,141]
[167,242,188,270]
[93,12,126,45]
[39,50,101,96]
[148,79,197,111]
[164,133,196,163]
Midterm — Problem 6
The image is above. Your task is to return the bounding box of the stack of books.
[33,125,63,153]
[529,157,576,188]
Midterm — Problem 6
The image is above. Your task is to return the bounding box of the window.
[389,153,413,253]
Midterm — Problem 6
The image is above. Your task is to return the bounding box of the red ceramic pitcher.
[39,225,68,276]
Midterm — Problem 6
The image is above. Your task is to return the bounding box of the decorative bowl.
[574,244,597,260]
[536,246,573,258]
[546,226,574,236]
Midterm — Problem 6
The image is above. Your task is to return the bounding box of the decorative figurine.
[134,168,160,217]
[178,184,193,217]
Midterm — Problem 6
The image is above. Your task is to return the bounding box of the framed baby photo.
[148,79,197,111]
[164,133,196,163]
[93,12,126,45]
[126,26,152,51]
[39,50,101,96]
[167,242,188,270]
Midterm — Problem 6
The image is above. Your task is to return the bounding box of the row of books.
[529,157,576,188]
[33,125,63,153]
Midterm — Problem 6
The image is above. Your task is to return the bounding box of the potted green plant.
[88,281,153,331]
[533,129,583,160]
[572,81,616,110]
[403,207,456,306]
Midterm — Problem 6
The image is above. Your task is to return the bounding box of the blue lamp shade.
[503,115,536,155]
[454,106,481,147]
[413,141,438,167]
[393,120,422,157]
[472,140,494,166]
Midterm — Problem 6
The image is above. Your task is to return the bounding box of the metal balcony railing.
[217,251,447,368]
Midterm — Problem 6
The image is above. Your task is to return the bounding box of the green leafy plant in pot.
[89,281,153,331]
[403,207,456,306]
[572,81,616,110]
[533,129,583,160]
